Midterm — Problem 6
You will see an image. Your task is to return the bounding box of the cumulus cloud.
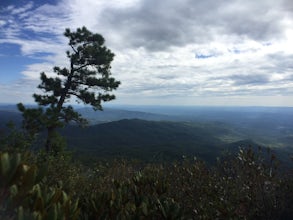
[100,0,289,51]
[1,0,293,105]
[229,74,270,86]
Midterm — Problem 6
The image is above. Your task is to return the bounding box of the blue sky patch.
[195,54,214,59]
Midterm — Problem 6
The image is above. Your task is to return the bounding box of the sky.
[0,0,293,106]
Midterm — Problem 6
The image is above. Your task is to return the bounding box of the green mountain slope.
[61,119,255,163]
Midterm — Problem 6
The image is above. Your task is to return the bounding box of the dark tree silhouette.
[18,27,120,152]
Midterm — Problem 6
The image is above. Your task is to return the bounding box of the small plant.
[0,152,79,220]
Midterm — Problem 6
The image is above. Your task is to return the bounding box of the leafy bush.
[0,147,292,219]
[0,152,79,220]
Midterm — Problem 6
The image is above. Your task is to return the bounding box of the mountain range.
[1,104,293,165]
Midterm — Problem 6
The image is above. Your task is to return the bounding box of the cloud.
[1,0,293,106]
[0,78,39,104]
[99,0,290,51]
[8,1,34,15]
[0,20,6,26]
[229,74,270,86]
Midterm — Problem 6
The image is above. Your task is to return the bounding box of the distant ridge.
[0,110,22,128]
[0,105,175,125]
[76,107,175,124]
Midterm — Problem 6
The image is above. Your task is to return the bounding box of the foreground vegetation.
[1,135,292,219]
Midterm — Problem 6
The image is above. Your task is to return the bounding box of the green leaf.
[33,197,45,213]
[47,204,58,220]
[22,165,37,190]
[0,153,10,178]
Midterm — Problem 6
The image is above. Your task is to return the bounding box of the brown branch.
[68,91,83,101]
[73,63,90,72]
[70,44,78,54]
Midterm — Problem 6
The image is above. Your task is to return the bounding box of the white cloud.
[9,1,34,15]
[1,0,293,106]
[0,20,6,26]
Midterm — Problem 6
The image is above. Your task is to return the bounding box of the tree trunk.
[46,63,74,152]
[57,64,74,112]
[45,126,55,152]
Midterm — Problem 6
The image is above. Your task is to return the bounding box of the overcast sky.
[1,0,293,106]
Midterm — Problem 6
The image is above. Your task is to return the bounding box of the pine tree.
[18,27,120,152]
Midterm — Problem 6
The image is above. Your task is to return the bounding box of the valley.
[1,104,293,165]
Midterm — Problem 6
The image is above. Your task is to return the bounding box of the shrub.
[0,147,292,219]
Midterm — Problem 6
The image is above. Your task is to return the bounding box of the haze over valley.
[1,104,293,165]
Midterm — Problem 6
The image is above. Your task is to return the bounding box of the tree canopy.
[18,26,120,152]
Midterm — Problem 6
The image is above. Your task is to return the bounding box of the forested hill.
[61,119,258,163]
[77,107,174,123]
[1,105,293,164]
